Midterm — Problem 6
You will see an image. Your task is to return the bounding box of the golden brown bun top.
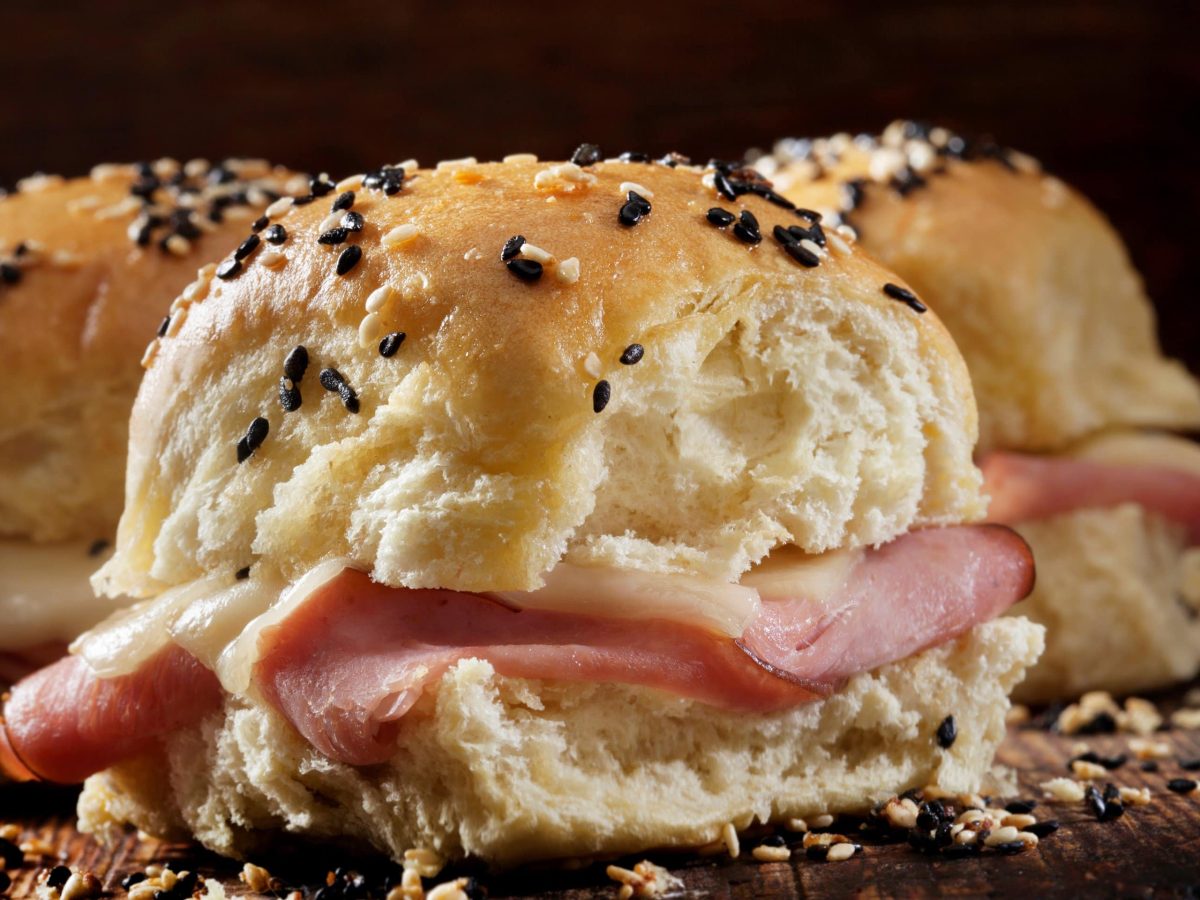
[0,160,306,541]
[98,153,986,598]
[760,123,1200,453]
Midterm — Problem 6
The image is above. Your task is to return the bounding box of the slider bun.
[0,162,304,542]
[77,616,1043,865]
[764,127,1200,453]
[1014,501,1200,702]
[98,156,984,598]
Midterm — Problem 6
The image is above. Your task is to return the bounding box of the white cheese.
[0,540,117,650]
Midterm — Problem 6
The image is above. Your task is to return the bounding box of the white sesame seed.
[165,234,191,256]
[828,233,852,254]
[884,798,918,829]
[520,243,553,265]
[94,196,143,220]
[619,181,653,199]
[396,159,420,172]
[436,157,477,170]
[1071,760,1107,780]
[319,211,344,232]
[798,238,823,257]
[66,195,103,213]
[785,818,808,833]
[90,163,130,182]
[583,352,602,378]
[1015,831,1039,850]
[503,153,538,164]
[184,158,210,178]
[1041,777,1086,802]
[265,197,294,218]
[1129,737,1172,759]
[358,313,383,349]
[140,342,158,369]
[223,206,255,221]
[336,174,366,192]
[165,307,187,337]
[382,224,420,248]
[259,249,286,269]
[812,814,834,828]
[826,843,856,862]
[365,285,395,312]
[1119,786,1152,806]
[533,163,597,192]
[1171,708,1200,729]
[751,845,791,862]
[1001,813,1037,829]
[722,822,739,858]
[556,256,580,284]
[983,826,1019,847]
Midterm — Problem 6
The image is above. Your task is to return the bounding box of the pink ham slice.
[1,524,1033,779]
[981,452,1200,543]
[0,645,221,783]
[256,524,1033,765]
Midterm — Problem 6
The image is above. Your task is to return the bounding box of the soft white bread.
[759,125,1200,453]
[95,155,984,599]
[0,162,306,542]
[77,616,1043,866]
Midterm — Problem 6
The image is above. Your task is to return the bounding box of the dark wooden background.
[0,0,1196,368]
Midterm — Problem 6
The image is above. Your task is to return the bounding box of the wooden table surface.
[4,695,1200,899]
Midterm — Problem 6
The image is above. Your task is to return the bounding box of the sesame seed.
[341,211,365,233]
[506,258,543,282]
[618,191,651,226]
[319,368,360,412]
[234,233,261,260]
[365,285,394,312]
[382,224,420,248]
[332,191,355,212]
[163,234,191,256]
[593,380,611,413]
[732,210,761,245]
[520,243,554,264]
[336,245,363,275]
[260,249,286,269]
[883,282,927,313]
[501,235,526,261]
[1024,820,1060,838]
[619,181,653,199]
[794,207,823,222]
[264,197,293,218]
[216,257,241,279]
[502,153,539,164]
[251,215,269,232]
[358,312,383,348]
[236,416,269,463]
[706,207,735,228]
[379,332,406,357]
[283,345,309,381]
[556,257,580,284]
[235,566,251,580]
[156,316,171,337]
[713,170,737,201]
[279,377,302,412]
[620,344,644,365]
[310,177,335,197]
[825,843,857,862]
[570,143,602,167]
[936,715,957,748]
[1167,778,1198,794]
[88,539,110,556]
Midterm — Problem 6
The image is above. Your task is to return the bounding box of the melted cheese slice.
[1068,431,1200,479]
[0,540,117,650]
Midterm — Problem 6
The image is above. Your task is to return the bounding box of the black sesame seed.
[341,211,365,233]
[593,380,611,413]
[783,241,820,268]
[283,345,309,382]
[1167,778,1198,794]
[47,866,72,889]
[506,258,543,282]
[157,316,171,338]
[618,192,651,226]
[319,227,349,245]
[706,207,736,228]
[1024,819,1060,838]
[264,224,287,245]
[310,177,335,197]
[216,257,242,279]
[332,191,355,212]
[320,368,360,413]
[794,207,823,223]
[732,210,761,245]
[618,151,650,163]
[251,215,269,232]
[121,873,147,890]
[1076,711,1118,735]
[0,870,10,894]
[619,343,644,365]
[936,715,957,748]
[236,416,270,463]
[1180,757,1200,771]
[941,844,981,859]
[993,841,1027,855]
[1084,785,1107,820]
[336,245,363,275]
[1141,760,1160,772]
[883,282,928,313]
[88,538,110,556]
[805,845,829,861]
[712,170,738,201]
[1004,799,1037,815]
[842,178,867,211]
[0,837,22,870]
[379,332,406,358]
[772,224,796,245]
[234,233,261,260]
[235,566,251,580]
[501,235,526,261]
[570,143,602,167]
[292,193,316,206]
[279,377,302,412]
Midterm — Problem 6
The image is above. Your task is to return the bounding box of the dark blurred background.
[0,0,1195,366]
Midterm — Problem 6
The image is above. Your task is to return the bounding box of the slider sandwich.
[1,152,1041,864]
[0,159,305,684]
[759,123,1200,700]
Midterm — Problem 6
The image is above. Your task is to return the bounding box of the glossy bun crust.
[0,162,305,542]
[760,124,1200,453]
[97,155,985,598]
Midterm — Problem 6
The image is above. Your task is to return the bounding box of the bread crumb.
[606,860,683,898]
[1170,708,1200,730]
[1071,759,1108,780]
[1119,786,1152,806]
[239,863,273,893]
[1041,777,1086,802]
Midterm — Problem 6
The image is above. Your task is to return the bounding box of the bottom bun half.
[78,617,1042,866]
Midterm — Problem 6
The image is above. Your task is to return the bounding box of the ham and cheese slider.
[0,160,306,684]
[759,123,1200,701]
[0,152,1041,864]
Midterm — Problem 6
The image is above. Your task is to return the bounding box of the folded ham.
[1,524,1033,781]
[981,451,1200,542]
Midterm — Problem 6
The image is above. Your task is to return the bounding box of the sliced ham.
[1,644,221,783]
[256,524,1032,765]
[981,451,1200,543]
[1,523,1034,779]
